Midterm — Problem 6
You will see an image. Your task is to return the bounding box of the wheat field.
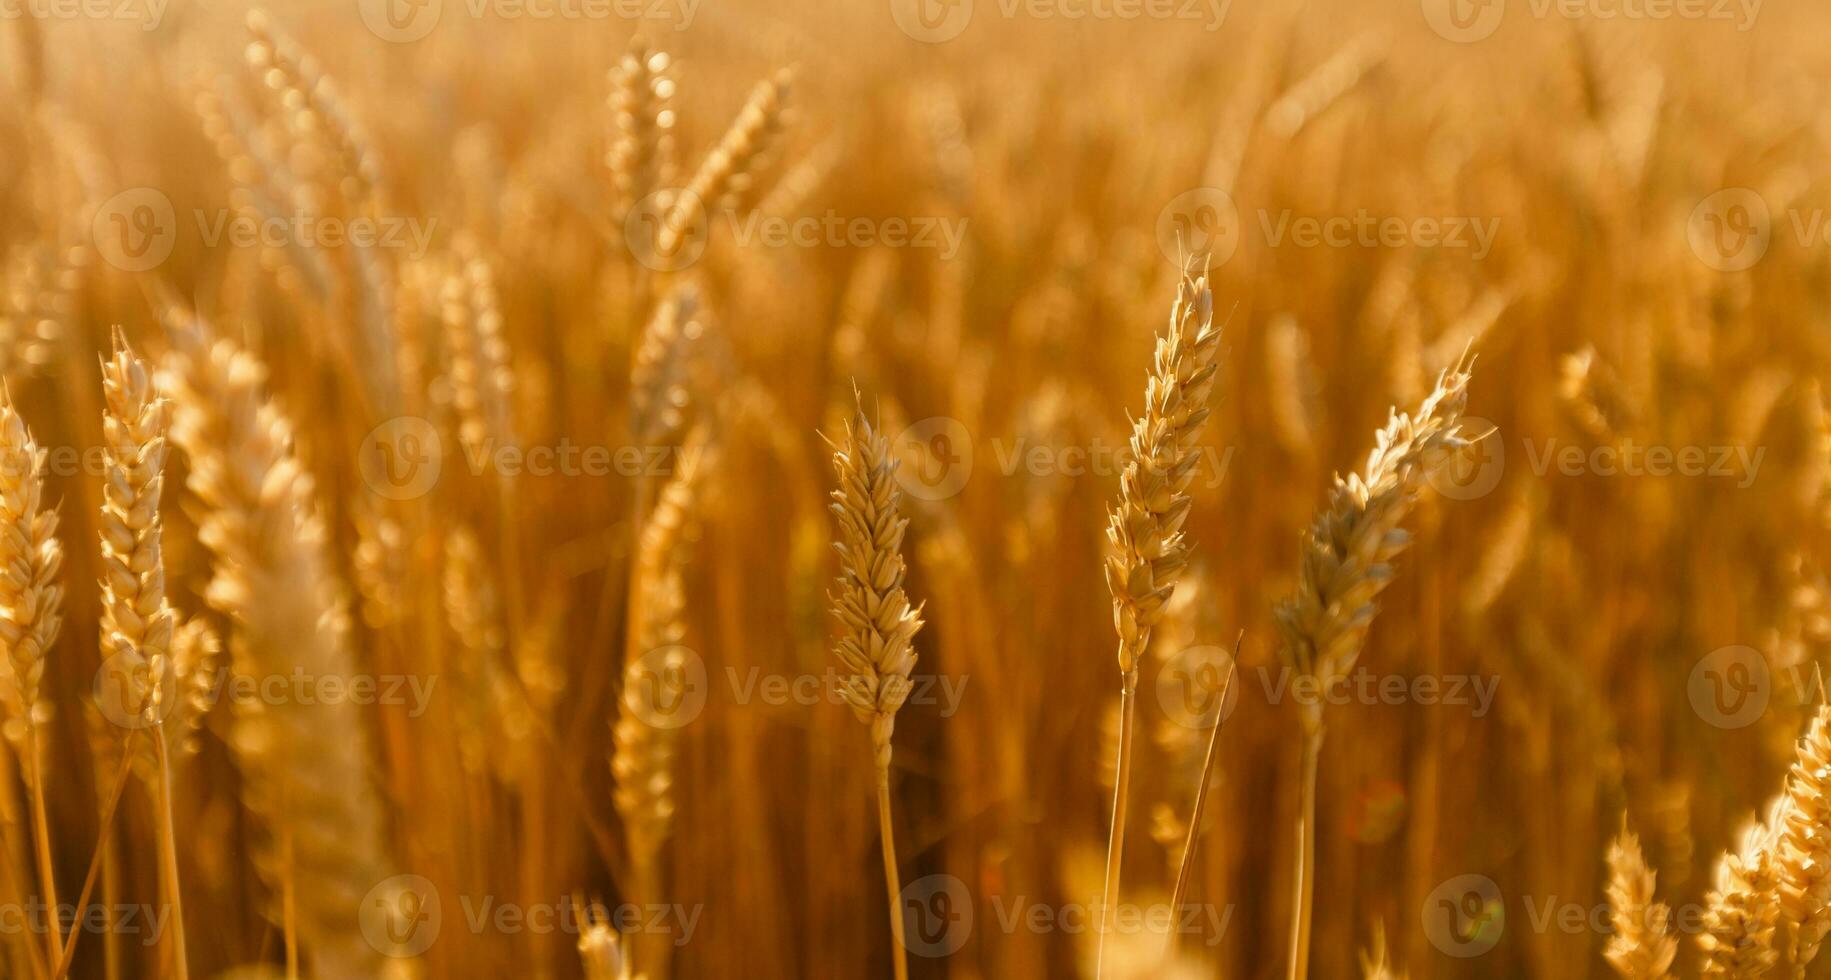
[0,0,1826,977]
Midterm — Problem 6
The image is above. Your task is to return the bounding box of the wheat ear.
[1274,359,1474,980]
[1775,704,1831,974]
[828,405,925,980]
[658,70,791,258]
[1097,261,1222,978]
[1700,804,1783,978]
[1604,826,1678,979]
[161,309,390,977]
[613,432,711,897]
[609,38,676,230]
[97,329,192,978]
[0,388,63,965]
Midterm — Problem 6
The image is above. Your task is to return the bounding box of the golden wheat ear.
[1604,824,1678,979]
[0,383,64,966]
[159,305,393,977]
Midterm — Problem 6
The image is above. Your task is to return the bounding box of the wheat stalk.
[828,404,924,980]
[1274,358,1474,980]
[160,307,391,978]
[1604,826,1677,979]
[0,387,62,966]
[97,329,193,978]
[1098,261,1221,978]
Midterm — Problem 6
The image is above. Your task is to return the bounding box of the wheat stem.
[877,766,909,980]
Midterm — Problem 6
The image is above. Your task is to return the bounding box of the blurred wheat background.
[0,0,1828,976]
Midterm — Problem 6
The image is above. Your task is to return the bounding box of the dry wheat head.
[828,406,924,771]
[1104,261,1220,680]
[1604,827,1678,979]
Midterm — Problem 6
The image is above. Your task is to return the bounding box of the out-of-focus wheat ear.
[1604,826,1678,979]
[827,402,924,980]
[1700,805,1783,978]
[578,903,631,980]
[1776,704,1831,972]
[1358,921,1407,980]
[1099,260,1222,979]
[0,385,62,965]
[613,431,710,832]
[628,284,703,448]
[97,328,192,977]
[440,238,516,455]
[608,38,677,229]
[658,69,792,258]
[441,525,505,777]
[159,304,391,978]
